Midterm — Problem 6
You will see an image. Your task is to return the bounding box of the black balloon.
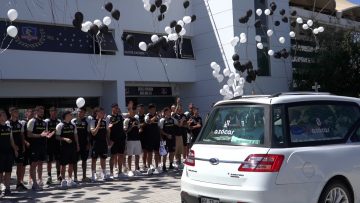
[254,19,262,28]
[99,24,109,34]
[191,15,197,22]
[279,9,285,16]
[240,65,246,73]
[150,4,156,13]
[74,12,84,22]
[281,50,289,59]
[244,61,253,70]
[121,33,127,41]
[160,4,167,13]
[270,10,274,15]
[274,51,281,59]
[89,24,99,35]
[72,19,82,29]
[104,2,113,12]
[232,54,240,61]
[246,75,252,83]
[239,16,249,24]
[170,20,177,28]
[175,24,182,33]
[155,0,162,7]
[111,9,120,20]
[274,21,280,26]
[282,17,288,23]
[233,61,241,71]
[290,20,296,27]
[291,10,297,16]
[158,14,165,21]
[246,9,253,18]
[126,34,135,45]
[270,2,277,11]
[183,0,190,9]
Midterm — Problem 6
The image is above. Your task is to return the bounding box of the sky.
[348,0,360,5]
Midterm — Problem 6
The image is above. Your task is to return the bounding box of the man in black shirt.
[173,106,188,167]
[135,104,147,170]
[90,107,111,181]
[56,111,79,188]
[27,106,50,191]
[107,103,126,179]
[21,108,33,187]
[72,107,91,182]
[189,107,203,145]
[124,107,142,177]
[7,107,27,190]
[0,110,18,196]
[45,107,60,184]
[144,104,161,174]
[159,107,178,172]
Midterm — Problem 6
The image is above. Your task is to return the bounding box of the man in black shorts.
[56,111,80,188]
[159,107,178,172]
[90,107,111,181]
[107,103,126,179]
[0,110,18,196]
[72,107,91,182]
[144,104,161,174]
[7,107,27,190]
[44,107,60,184]
[21,108,33,186]
[27,106,50,191]
[135,104,147,170]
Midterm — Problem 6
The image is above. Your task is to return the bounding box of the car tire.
[318,180,353,203]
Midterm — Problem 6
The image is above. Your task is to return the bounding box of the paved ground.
[0,161,183,203]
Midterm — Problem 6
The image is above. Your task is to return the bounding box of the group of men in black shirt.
[0,99,202,196]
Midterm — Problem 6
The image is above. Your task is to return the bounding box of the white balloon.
[235,86,242,93]
[7,9,18,22]
[230,36,239,47]
[318,26,325,32]
[165,26,172,35]
[144,3,151,11]
[240,37,247,44]
[172,34,179,41]
[76,97,86,108]
[183,16,192,24]
[229,73,235,79]
[84,21,92,29]
[214,64,221,72]
[223,68,231,77]
[217,75,224,83]
[240,33,246,39]
[255,35,262,42]
[302,24,309,30]
[268,49,274,56]
[289,31,296,38]
[235,73,241,81]
[279,37,285,44]
[210,62,218,69]
[179,28,186,36]
[267,29,273,37]
[239,77,245,85]
[81,24,89,32]
[223,85,230,90]
[163,36,168,42]
[227,79,234,86]
[264,9,271,15]
[220,88,226,96]
[256,9,262,16]
[212,70,219,78]
[313,28,319,35]
[103,16,112,26]
[7,25,18,38]
[151,35,159,42]
[93,19,102,27]
[138,42,147,51]
[234,92,241,97]
[238,89,244,96]
[256,42,263,49]
[296,17,303,24]
[307,19,313,27]
[177,20,185,27]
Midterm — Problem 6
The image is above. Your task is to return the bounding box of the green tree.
[293,30,360,97]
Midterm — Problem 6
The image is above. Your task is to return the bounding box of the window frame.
[284,100,360,147]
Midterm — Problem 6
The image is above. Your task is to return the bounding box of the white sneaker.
[147,168,154,175]
[109,173,114,180]
[153,168,160,174]
[0,183,5,191]
[61,180,67,188]
[149,165,155,170]
[127,171,134,177]
[91,173,98,182]
[38,181,44,189]
[67,179,77,187]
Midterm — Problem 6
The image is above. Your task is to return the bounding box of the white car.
[181,92,360,203]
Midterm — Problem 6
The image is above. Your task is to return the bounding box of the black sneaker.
[169,163,174,170]
[162,166,167,172]
[4,189,11,196]
[16,183,28,191]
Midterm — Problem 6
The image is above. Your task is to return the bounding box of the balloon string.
[0,38,14,55]
[0,35,8,50]
[158,54,171,87]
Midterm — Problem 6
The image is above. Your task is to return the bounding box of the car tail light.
[184,150,195,166]
[238,154,284,172]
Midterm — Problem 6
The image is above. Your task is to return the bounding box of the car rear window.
[199,105,266,145]
[288,103,360,143]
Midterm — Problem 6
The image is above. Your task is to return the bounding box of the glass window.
[199,105,266,146]
[288,103,360,143]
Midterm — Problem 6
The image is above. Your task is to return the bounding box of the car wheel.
[318,181,353,203]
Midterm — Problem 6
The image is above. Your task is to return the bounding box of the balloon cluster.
[72,2,120,36]
[138,34,170,54]
[6,9,19,38]
[273,48,290,59]
[238,9,253,24]
[143,0,171,21]
[294,17,325,35]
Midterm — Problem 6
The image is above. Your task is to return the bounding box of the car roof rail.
[270,92,332,97]
[230,95,271,100]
